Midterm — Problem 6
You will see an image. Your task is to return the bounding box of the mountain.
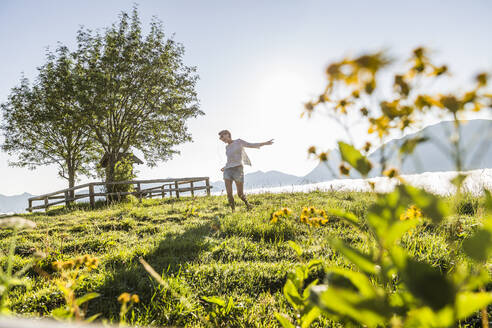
[0,193,34,214]
[211,170,304,192]
[302,119,492,182]
[3,120,491,206]
[368,119,492,175]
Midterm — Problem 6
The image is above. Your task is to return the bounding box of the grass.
[0,191,487,327]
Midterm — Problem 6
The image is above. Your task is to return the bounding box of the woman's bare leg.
[224,179,235,212]
[235,181,252,210]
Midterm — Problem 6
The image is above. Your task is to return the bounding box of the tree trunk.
[105,153,117,201]
[68,168,76,202]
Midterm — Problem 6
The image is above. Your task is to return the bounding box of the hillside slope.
[0,192,484,326]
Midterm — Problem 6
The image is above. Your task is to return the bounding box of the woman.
[218,130,274,212]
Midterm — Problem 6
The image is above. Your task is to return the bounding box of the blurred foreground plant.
[277,47,492,327]
[50,254,100,322]
[0,217,38,315]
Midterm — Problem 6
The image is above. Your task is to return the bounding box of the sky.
[0,0,491,196]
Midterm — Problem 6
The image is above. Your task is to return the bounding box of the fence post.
[64,190,70,207]
[89,184,95,209]
[28,200,32,213]
[44,197,48,212]
[175,181,180,199]
[206,178,211,196]
[190,181,194,197]
[137,183,142,203]
[161,185,165,198]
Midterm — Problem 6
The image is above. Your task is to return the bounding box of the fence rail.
[27,177,212,212]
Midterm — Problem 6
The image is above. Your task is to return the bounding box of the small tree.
[76,7,202,190]
[1,46,96,196]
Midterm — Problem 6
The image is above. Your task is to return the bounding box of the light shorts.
[223,165,244,182]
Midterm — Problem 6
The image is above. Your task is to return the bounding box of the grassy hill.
[0,191,486,327]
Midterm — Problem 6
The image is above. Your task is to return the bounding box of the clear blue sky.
[1,0,491,195]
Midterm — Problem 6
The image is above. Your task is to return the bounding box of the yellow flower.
[400,205,422,221]
[476,73,488,87]
[304,102,314,112]
[118,293,131,304]
[433,65,448,76]
[131,294,140,303]
[282,208,292,216]
[339,163,350,176]
[307,146,316,156]
[383,168,399,178]
[270,214,278,224]
[439,95,461,113]
[368,116,391,138]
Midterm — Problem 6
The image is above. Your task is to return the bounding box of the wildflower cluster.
[304,47,491,178]
[118,292,139,304]
[52,254,99,272]
[50,255,101,321]
[270,208,292,223]
[183,206,198,218]
[400,205,423,221]
[118,292,140,325]
[300,207,329,227]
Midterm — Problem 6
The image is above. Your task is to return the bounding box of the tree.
[76,7,202,190]
[1,46,96,196]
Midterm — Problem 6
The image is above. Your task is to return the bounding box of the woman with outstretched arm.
[218,129,274,212]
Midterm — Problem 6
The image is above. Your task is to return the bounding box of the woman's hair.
[218,130,231,137]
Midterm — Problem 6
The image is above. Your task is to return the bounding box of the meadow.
[0,190,486,327]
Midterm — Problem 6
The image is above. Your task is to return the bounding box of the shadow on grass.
[89,219,216,319]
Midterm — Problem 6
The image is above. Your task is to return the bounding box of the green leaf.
[338,141,372,176]
[75,292,100,306]
[485,189,492,213]
[327,208,360,226]
[462,228,492,262]
[399,185,450,224]
[283,279,304,308]
[456,292,492,320]
[287,240,303,258]
[385,218,420,245]
[310,286,387,326]
[400,136,429,155]
[402,259,456,311]
[325,267,377,298]
[274,313,296,328]
[307,259,323,271]
[330,239,379,274]
[202,296,226,307]
[451,173,468,189]
[302,279,319,299]
[85,313,101,323]
[300,304,321,328]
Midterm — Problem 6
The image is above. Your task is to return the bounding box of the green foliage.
[0,46,97,189]
[1,6,203,188]
[0,217,38,315]
[202,295,245,327]
[278,47,492,327]
[275,242,322,328]
[0,192,489,326]
[76,6,203,184]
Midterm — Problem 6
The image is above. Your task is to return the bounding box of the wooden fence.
[27,177,212,212]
